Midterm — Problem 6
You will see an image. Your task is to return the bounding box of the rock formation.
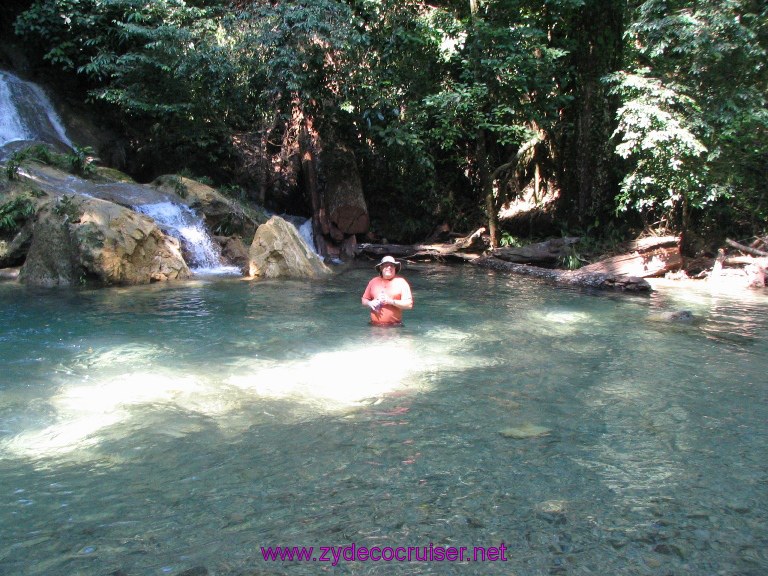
[19,195,190,286]
[248,215,331,279]
[151,175,267,241]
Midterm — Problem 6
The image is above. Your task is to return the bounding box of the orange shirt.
[362,276,413,325]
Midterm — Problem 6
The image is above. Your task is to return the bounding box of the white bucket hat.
[375,255,402,273]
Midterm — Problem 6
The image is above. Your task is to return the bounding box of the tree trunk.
[322,143,369,236]
[478,129,498,247]
[576,236,680,277]
[298,114,328,257]
[470,0,498,248]
[557,0,626,226]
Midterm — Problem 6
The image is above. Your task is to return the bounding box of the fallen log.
[356,228,487,263]
[493,237,579,267]
[574,236,681,278]
[576,246,681,278]
[726,238,768,258]
[620,235,679,252]
[356,242,480,263]
[724,255,768,267]
[356,234,671,292]
[474,255,651,292]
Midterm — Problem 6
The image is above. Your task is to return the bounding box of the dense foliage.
[10,0,767,247]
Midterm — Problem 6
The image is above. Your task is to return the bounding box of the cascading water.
[134,202,241,276]
[299,218,317,254]
[1,70,240,276]
[0,70,74,153]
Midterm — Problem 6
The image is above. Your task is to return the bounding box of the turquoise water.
[0,264,766,575]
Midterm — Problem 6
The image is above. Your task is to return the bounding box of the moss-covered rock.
[19,195,190,286]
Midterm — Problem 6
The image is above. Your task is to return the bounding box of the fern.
[0,195,36,233]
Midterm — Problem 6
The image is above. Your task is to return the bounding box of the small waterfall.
[0,70,74,151]
[134,202,241,276]
[299,218,317,254]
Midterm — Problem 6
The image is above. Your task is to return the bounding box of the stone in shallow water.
[648,309,694,322]
[499,423,551,439]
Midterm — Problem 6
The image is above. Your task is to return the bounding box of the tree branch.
[491,135,541,181]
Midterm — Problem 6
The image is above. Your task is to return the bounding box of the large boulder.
[248,215,331,279]
[19,195,190,287]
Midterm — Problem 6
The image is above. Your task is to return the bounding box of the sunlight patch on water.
[72,343,166,369]
[227,340,431,408]
[1,372,213,459]
[2,334,483,461]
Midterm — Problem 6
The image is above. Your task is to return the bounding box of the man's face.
[380,263,396,279]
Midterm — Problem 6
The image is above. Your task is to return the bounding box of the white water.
[299,218,317,254]
[0,70,73,150]
[134,202,241,275]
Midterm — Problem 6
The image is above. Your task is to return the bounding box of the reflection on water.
[0,266,767,575]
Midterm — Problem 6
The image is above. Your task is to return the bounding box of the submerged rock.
[499,423,551,439]
[248,215,331,279]
[648,310,694,322]
[19,195,190,286]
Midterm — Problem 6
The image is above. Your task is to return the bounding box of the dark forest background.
[1,0,766,253]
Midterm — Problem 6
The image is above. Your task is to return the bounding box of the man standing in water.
[361,256,413,326]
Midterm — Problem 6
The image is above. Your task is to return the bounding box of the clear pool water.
[0,264,766,575]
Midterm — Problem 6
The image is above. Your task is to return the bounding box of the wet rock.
[19,195,190,286]
[0,221,34,267]
[648,310,694,322]
[693,529,712,550]
[153,175,266,240]
[535,500,568,524]
[608,534,629,549]
[653,542,686,559]
[685,510,711,520]
[726,501,751,514]
[248,215,331,279]
[499,423,551,439]
[466,516,485,528]
[178,567,208,576]
[216,235,250,274]
[0,266,20,280]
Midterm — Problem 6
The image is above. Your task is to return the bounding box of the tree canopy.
[10,0,767,247]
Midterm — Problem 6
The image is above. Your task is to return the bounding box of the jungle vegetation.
[6,0,767,250]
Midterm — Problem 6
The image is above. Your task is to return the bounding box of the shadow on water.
[1,264,767,575]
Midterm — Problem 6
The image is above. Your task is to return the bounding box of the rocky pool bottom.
[0,264,766,575]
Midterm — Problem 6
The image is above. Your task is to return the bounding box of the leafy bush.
[609,71,712,227]
[0,194,36,233]
[5,144,96,179]
[67,146,97,177]
[5,145,56,180]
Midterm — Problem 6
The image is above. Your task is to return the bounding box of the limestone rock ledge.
[152,175,267,241]
[19,195,190,287]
